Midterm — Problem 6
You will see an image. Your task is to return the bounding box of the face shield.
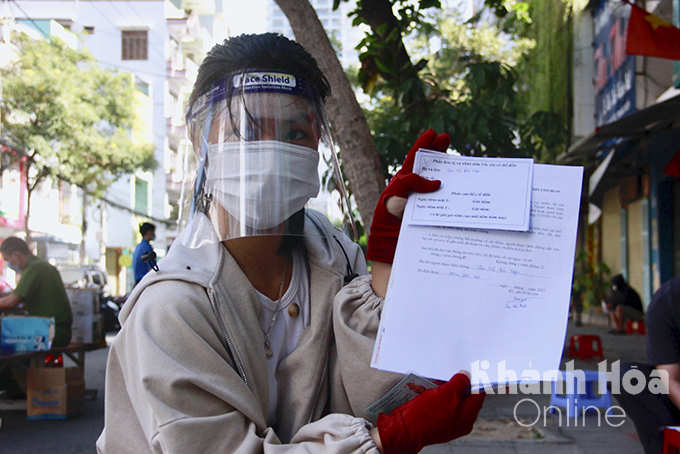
[179,70,356,247]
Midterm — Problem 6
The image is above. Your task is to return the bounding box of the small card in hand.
[365,373,437,416]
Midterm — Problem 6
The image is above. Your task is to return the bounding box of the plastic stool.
[663,427,680,454]
[44,353,64,367]
[568,334,604,360]
[626,319,646,335]
[550,370,612,418]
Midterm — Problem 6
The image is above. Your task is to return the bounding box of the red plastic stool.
[568,334,604,360]
[44,353,64,367]
[625,319,646,335]
[663,427,680,454]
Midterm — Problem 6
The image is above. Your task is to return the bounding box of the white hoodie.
[97,211,401,454]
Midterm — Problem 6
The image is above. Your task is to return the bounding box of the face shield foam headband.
[186,70,322,147]
[179,70,357,244]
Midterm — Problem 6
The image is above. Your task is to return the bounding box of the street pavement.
[0,320,648,453]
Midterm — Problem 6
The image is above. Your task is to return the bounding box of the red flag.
[664,147,680,178]
[625,2,680,60]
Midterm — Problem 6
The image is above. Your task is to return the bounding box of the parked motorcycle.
[100,295,122,332]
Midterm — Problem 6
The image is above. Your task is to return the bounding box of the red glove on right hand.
[377,373,485,454]
[366,129,450,264]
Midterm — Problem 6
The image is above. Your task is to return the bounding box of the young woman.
[97,33,483,454]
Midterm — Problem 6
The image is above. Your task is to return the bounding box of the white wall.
[572,8,595,140]
[11,0,181,259]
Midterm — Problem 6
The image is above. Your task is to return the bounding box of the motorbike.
[100,294,126,332]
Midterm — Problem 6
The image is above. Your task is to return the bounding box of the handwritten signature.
[504,296,542,309]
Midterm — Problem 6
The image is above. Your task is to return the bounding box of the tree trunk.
[23,163,34,246]
[24,187,32,246]
[274,0,385,233]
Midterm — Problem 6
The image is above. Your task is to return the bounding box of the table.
[0,341,105,413]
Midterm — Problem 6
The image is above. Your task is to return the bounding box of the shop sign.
[593,0,636,127]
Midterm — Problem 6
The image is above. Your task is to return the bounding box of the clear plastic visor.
[179,88,355,247]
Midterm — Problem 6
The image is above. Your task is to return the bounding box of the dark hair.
[139,222,156,237]
[0,237,31,256]
[188,33,331,111]
[611,274,626,289]
[189,34,328,253]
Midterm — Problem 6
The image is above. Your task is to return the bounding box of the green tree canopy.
[340,0,567,177]
[1,33,156,225]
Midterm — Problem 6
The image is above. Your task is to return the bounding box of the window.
[55,20,73,31]
[84,26,95,34]
[135,178,149,215]
[136,80,149,97]
[122,30,148,61]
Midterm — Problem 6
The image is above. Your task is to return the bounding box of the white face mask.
[205,140,320,230]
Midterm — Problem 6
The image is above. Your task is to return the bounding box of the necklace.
[263,256,288,358]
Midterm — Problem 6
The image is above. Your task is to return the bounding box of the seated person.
[615,276,680,453]
[0,237,74,398]
[603,273,644,334]
[0,237,73,347]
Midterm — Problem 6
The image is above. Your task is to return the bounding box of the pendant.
[288,303,300,318]
[264,339,273,358]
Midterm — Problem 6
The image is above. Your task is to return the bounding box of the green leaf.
[374,58,396,76]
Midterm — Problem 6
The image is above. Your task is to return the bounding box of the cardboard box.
[92,314,104,345]
[1,316,55,353]
[27,367,85,420]
[66,287,100,315]
[70,313,93,344]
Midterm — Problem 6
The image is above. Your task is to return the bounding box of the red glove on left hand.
[366,129,450,264]
[377,373,486,454]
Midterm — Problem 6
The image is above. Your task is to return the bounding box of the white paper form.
[408,151,534,231]
[371,164,584,386]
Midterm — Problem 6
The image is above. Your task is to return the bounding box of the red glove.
[366,129,450,264]
[377,373,485,454]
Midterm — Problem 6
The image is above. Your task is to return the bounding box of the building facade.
[562,0,680,308]
[1,0,214,295]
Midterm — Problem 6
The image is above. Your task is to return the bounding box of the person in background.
[97,33,485,454]
[616,276,680,453]
[603,273,644,334]
[0,237,73,399]
[132,222,156,286]
[0,237,72,346]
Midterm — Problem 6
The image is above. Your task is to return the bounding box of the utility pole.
[80,191,87,264]
[99,198,107,272]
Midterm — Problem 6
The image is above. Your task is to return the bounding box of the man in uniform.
[0,237,73,347]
